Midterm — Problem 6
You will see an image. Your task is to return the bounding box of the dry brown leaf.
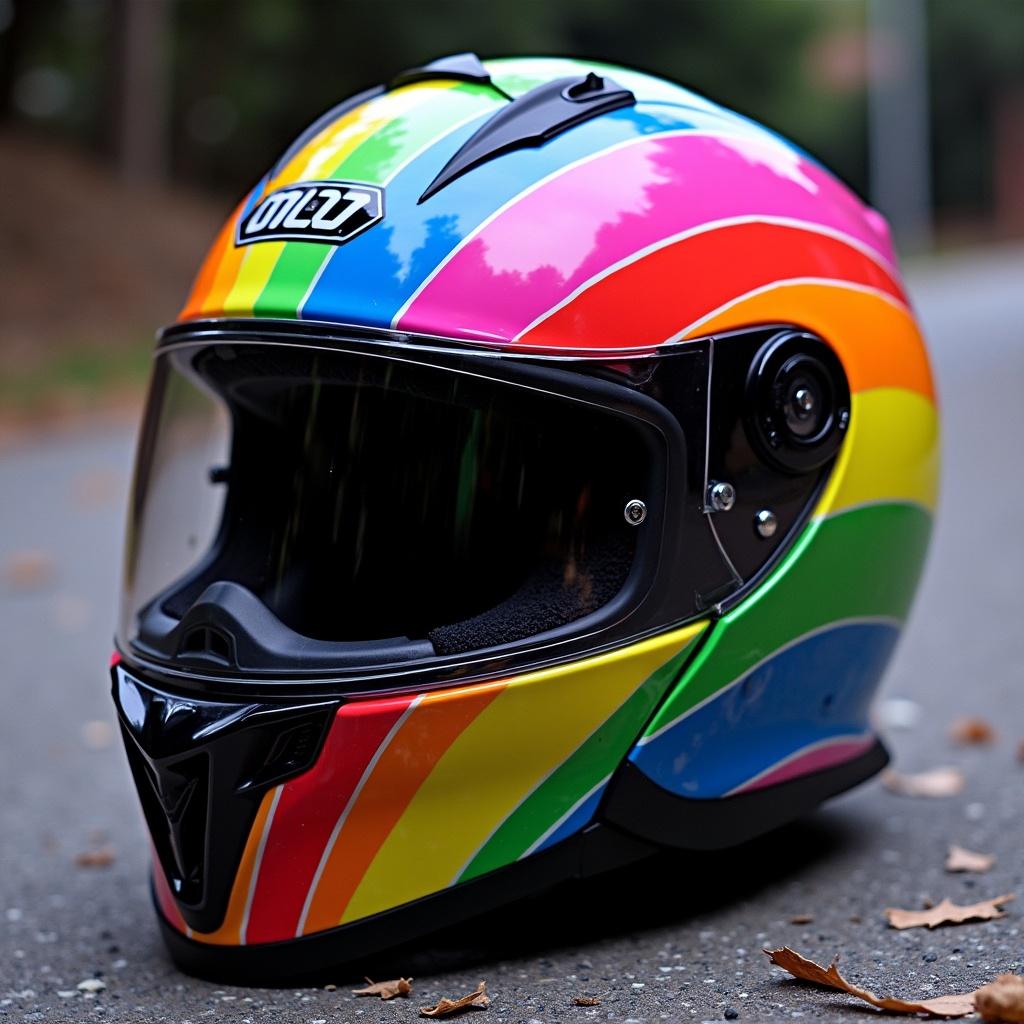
[4,550,55,590]
[352,977,412,1000]
[765,946,977,1018]
[975,973,1024,1022]
[951,717,996,745]
[882,766,965,798]
[420,981,489,1017]
[1017,740,1024,764]
[74,845,116,868]
[572,996,600,1006]
[886,893,1015,930]
[789,913,814,925]
[946,844,996,873]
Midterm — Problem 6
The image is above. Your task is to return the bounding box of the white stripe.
[637,616,902,747]
[724,732,874,796]
[520,773,612,860]
[294,696,422,936]
[661,277,911,346]
[512,215,900,343]
[388,127,766,330]
[295,106,494,319]
[238,784,283,944]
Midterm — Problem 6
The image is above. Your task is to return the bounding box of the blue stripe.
[629,621,900,799]
[299,102,773,330]
[532,782,608,855]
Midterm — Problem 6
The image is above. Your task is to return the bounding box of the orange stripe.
[683,281,934,400]
[178,195,249,320]
[301,683,502,934]
[190,788,277,945]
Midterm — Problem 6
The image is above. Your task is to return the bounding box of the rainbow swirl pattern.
[166,57,937,944]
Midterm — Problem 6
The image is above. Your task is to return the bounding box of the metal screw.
[755,509,778,538]
[624,499,647,526]
[708,481,736,512]
[794,387,815,413]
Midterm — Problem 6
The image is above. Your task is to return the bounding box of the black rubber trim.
[603,738,889,851]
[155,822,655,984]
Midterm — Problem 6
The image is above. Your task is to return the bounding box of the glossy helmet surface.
[112,54,937,980]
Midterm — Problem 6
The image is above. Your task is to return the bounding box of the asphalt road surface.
[1,246,1022,1023]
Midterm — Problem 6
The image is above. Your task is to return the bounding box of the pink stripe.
[398,133,895,345]
[733,736,875,794]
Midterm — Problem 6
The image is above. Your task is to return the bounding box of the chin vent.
[180,625,234,665]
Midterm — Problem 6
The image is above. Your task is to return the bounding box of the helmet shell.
[145,56,936,962]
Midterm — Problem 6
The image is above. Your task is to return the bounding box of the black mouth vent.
[122,736,210,906]
[113,666,335,932]
[180,625,235,666]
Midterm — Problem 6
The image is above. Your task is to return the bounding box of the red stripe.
[150,846,188,933]
[243,695,414,943]
[516,221,905,351]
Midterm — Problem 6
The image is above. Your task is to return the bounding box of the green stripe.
[641,502,932,739]
[459,631,703,881]
[252,82,502,319]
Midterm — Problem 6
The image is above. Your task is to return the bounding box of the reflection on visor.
[121,343,656,659]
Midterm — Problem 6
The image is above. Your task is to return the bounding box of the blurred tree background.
[0,0,1022,427]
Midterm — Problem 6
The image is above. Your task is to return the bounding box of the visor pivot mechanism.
[624,499,647,526]
[707,481,736,513]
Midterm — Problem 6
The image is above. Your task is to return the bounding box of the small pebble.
[77,979,106,993]
[725,1009,739,1020]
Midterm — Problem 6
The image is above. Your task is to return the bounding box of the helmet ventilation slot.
[180,626,234,666]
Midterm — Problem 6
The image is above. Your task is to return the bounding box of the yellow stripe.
[222,81,458,316]
[816,387,939,519]
[341,624,701,924]
[274,79,460,187]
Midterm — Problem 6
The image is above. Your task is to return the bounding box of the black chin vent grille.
[121,729,210,908]
[242,719,323,792]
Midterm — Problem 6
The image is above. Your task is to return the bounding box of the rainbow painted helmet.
[113,54,938,981]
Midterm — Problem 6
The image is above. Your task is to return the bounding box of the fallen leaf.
[75,846,116,868]
[352,977,412,1000]
[975,974,1024,1022]
[951,717,996,745]
[789,914,814,925]
[573,995,600,1006]
[946,845,996,873]
[886,894,1015,930]
[882,766,965,798]
[1017,740,1024,764]
[4,550,55,591]
[765,946,976,1018]
[420,981,489,1017]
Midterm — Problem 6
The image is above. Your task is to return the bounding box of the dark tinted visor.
[120,340,667,667]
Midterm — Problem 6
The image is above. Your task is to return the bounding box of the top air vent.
[391,52,508,94]
[419,72,636,202]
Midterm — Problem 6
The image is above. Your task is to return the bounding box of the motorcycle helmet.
[112,54,938,981]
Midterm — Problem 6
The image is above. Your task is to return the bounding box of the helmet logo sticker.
[236,180,384,247]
